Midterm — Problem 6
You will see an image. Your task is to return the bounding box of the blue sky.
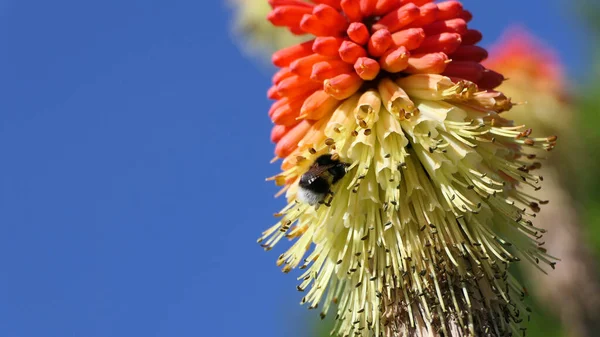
[0,1,589,337]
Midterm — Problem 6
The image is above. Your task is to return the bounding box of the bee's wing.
[304,164,335,184]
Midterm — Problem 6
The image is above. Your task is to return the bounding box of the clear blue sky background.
[0,1,590,337]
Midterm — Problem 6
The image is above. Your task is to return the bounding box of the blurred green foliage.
[577,0,600,255]
[574,0,600,260]
[579,77,600,254]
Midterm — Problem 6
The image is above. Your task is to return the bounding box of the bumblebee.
[297,154,349,206]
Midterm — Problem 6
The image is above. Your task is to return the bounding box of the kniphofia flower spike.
[258,1,558,336]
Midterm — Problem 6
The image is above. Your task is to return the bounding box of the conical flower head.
[259,1,557,336]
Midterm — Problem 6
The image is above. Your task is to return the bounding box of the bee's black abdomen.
[299,175,330,194]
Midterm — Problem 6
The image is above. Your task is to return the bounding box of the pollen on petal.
[377,77,415,117]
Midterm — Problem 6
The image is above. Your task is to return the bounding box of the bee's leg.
[324,190,334,207]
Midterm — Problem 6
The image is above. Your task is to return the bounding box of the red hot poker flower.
[260,2,558,337]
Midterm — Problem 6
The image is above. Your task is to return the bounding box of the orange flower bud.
[367,29,393,57]
[424,18,467,35]
[300,90,341,120]
[267,5,312,29]
[450,45,488,62]
[405,52,449,74]
[414,32,462,54]
[311,60,354,82]
[461,29,482,45]
[339,40,367,63]
[372,3,420,33]
[354,57,381,80]
[274,120,312,158]
[324,73,363,99]
[347,22,370,45]
[391,28,426,50]
[443,60,485,82]
[272,40,314,67]
[359,0,377,17]
[290,53,333,77]
[436,1,463,20]
[405,3,439,28]
[340,0,362,22]
[313,36,345,57]
[380,46,410,73]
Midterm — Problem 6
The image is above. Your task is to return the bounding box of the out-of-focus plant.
[576,0,600,35]
[485,27,576,181]
[576,0,600,257]
[484,26,600,337]
[228,0,308,57]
